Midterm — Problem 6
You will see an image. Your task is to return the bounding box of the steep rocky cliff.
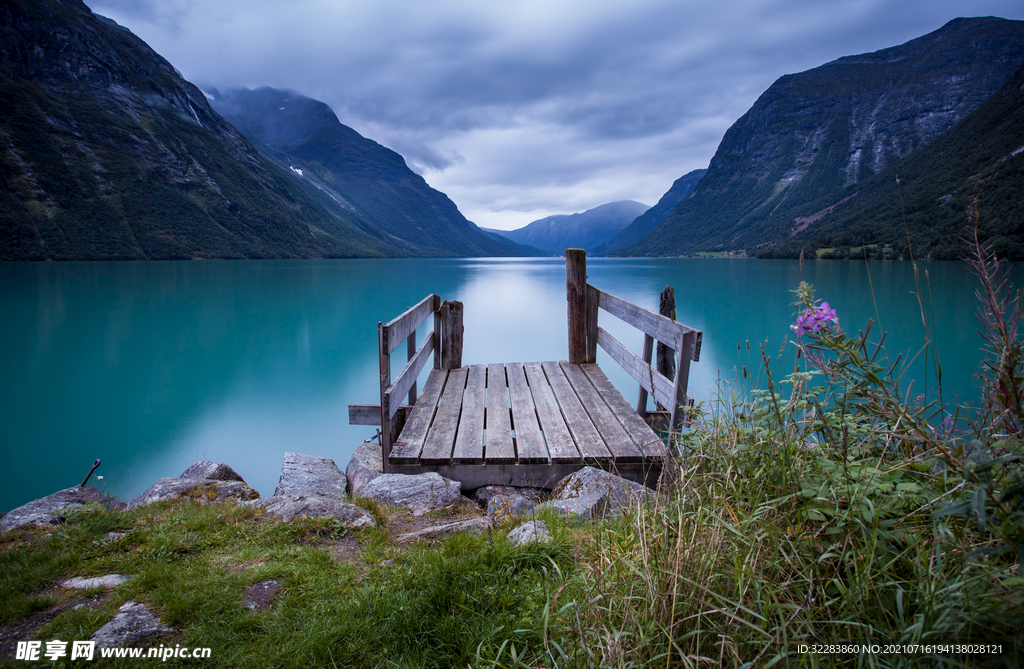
[209,87,522,258]
[613,17,1024,257]
[0,0,395,259]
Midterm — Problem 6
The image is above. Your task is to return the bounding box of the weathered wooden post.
[655,285,676,410]
[440,300,464,369]
[566,249,588,364]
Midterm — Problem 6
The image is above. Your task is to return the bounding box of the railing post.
[378,321,392,473]
[440,300,464,369]
[566,249,588,364]
[656,285,676,410]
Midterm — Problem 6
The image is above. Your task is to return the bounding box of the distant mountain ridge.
[209,87,521,257]
[492,201,650,255]
[592,170,705,255]
[0,0,399,260]
[612,17,1024,257]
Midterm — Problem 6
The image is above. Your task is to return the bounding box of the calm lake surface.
[1,257,1012,512]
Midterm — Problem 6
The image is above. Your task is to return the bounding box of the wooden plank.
[597,326,677,410]
[389,368,448,463]
[543,361,611,463]
[596,289,701,361]
[452,364,486,464]
[524,362,580,463]
[388,461,662,490]
[419,366,469,464]
[505,363,548,464]
[383,294,437,354]
[580,363,668,459]
[637,333,653,414]
[440,300,464,369]
[586,284,599,363]
[670,330,697,431]
[407,330,418,404]
[566,250,588,364]
[484,364,515,464]
[384,332,435,420]
[560,362,643,463]
[348,404,412,426]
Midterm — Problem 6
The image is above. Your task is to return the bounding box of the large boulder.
[507,520,552,546]
[274,453,346,499]
[358,472,462,516]
[538,467,651,521]
[181,461,244,482]
[128,478,259,507]
[247,495,376,528]
[91,601,173,648]
[346,441,383,496]
[1,486,125,531]
[474,485,540,519]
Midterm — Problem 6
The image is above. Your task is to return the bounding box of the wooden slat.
[505,363,548,464]
[383,294,437,354]
[560,362,643,463]
[597,327,677,409]
[524,362,580,463]
[348,404,412,426]
[596,289,701,361]
[484,364,515,464]
[384,332,435,420]
[389,368,448,463]
[543,361,612,463]
[419,366,469,464]
[580,363,667,459]
[452,364,486,464]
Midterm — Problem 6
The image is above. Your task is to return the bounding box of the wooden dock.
[349,250,702,489]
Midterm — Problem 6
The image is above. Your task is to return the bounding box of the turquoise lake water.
[1,257,1011,512]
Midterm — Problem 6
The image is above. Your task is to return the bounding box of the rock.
[539,467,651,521]
[181,461,245,482]
[243,580,282,611]
[508,520,551,546]
[346,440,383,496]
[91,601,174,648]
[61,574,133,589]
[128,478,259,507]
[358,472,462,516]
[274,453,346,499]
[396,517,493,543]
[247,495,375,528]
[474,485,539,519]
[1,486,126,531]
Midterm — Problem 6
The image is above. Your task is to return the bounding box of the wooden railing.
[565,249,702,433]
[347,294,464,471]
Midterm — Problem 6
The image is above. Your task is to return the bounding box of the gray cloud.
[89,0,1024,229]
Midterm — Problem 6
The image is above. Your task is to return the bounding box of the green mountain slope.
[592,170,705,255]
[0,0,400,260]
[758,60,1024,260]
[209,87,521,257]
[613,17,1024,257]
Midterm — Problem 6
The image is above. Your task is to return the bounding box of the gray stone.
[474,486,540,519]
[128,478,259,507]
[61,574,133,589]
[396,517,493,543]
[91,601,174,648]
[1,486,126,532]
[181,461,245,482]
[507,520,551,546]
[274,453,346,499]
[358,472,462,516]
[346,440,383,496]
[541,467,651,521]
[247,495,376,528]
[243,580,282,611]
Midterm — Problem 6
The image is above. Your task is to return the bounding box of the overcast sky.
[89,0,1024,230]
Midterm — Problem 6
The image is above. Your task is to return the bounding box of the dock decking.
[349,250,702,490]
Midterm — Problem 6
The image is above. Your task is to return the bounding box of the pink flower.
[791,302,838,334]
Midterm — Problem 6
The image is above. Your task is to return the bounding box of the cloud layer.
[90,0,1024,229]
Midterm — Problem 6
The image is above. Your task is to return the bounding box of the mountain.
[0,0,399,260]
[492,201,650,255]
[612,17,1024,257]
[592,170,705,255]
[758,60,1024,260]
[208,87,521,258]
